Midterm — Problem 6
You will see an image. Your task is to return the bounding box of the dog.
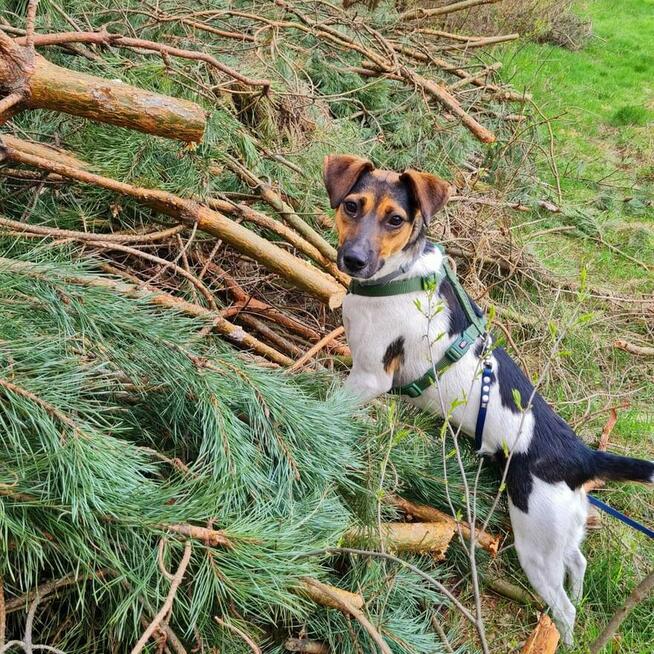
[324,154,654,645]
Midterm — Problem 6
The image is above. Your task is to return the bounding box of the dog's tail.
[593,451,654,484]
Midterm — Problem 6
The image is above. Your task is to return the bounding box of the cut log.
[399,0,502,22]
[0,142,347,308]
[345,522,455,559]
[521,614,559,654]
[0,33,206,142]
[389,495,500,557]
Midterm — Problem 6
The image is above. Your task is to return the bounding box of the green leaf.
[512,388,523,411]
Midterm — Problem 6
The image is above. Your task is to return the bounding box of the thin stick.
[288,326,345,371]
[15,29,271,92]
[130,540,192,654]
[214,617,261,654]
[613,339,654,357]
[0,92,23,118]
[300,578,392,654]
[589,571,654,654]
[399,0,501,22]
[296,547,477,625]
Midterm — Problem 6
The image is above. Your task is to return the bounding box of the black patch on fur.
[492,347,654,511]
[439,277,484,337]
[437,269,654,513]
[383,336,405,372]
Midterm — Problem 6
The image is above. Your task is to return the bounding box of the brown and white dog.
[324,154,654,645]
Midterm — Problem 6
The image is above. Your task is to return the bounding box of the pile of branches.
[3,1,650,653]
[0,0,540,370]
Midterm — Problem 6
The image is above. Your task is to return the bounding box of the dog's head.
[323,154,451,279]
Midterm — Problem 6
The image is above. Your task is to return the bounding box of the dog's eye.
[343,200,357,215]
[387,215,404,228]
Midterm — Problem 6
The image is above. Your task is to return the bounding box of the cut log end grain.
[521,614,560,654]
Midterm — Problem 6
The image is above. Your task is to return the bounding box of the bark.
[399,0,502,22]
[520,614,559,654]
[0,143,347,308]
[297,578,364,610]
[284,638,329,653]
[0,33,206,142]
[0,134,90,169]
[613,339,654,357]
[389,495,500,557]
[345,522,455,559]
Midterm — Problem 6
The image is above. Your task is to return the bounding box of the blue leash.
[473,359,654,540]
[588,494,654,540]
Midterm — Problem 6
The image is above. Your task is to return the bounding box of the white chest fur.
[342,250,535,455]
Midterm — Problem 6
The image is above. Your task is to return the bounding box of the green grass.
[498,0,654,291]
[492,3,654,652]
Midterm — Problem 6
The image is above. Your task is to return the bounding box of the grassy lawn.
[499,0,653,290]
[488,3,654,652]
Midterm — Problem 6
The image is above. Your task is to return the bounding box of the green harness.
[348,245,488,398]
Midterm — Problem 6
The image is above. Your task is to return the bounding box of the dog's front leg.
[343,362,393,405]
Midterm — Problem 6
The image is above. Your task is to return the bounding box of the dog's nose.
[343,252,367,273]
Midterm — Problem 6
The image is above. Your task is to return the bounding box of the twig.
[296,547,477,626]
[0,92,23,118]
[398,0,501,22]
[214,617,261,654]
[613,339,654,357]
[300,578,392,654]
[130,540,192,654]
[589,571,654,654]
[288,326,345,371]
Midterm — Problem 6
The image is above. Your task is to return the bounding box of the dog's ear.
[400,169,451,223]
[323,154,373,209]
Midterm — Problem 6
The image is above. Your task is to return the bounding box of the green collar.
[349,271,441,297]
[347,244,488,399]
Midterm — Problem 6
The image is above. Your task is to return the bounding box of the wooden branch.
[160,523,232,548]
[285,638,329,653]
[0,134,90,169]
[521,614,559,654]
[389,495,500,557]
[131,540,192,654]
[400,69,496,143]
[16,29,271,92]
[0,91,22,118]
[0,143,346,308]
[613,339,654,357]
[288,326,345,371]
[299,578,392,654]
[590,570,654,654]
[345,522,455,559]
[297,578,364,611]
[0,33,206,142]
[0,256,294,366]
[204,195,348,285]
[399,0,502,22]
[224,157,338,263]
[214,617,261,654]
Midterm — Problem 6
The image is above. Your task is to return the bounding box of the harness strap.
[588,495,654,539]
[474,360,494,451]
